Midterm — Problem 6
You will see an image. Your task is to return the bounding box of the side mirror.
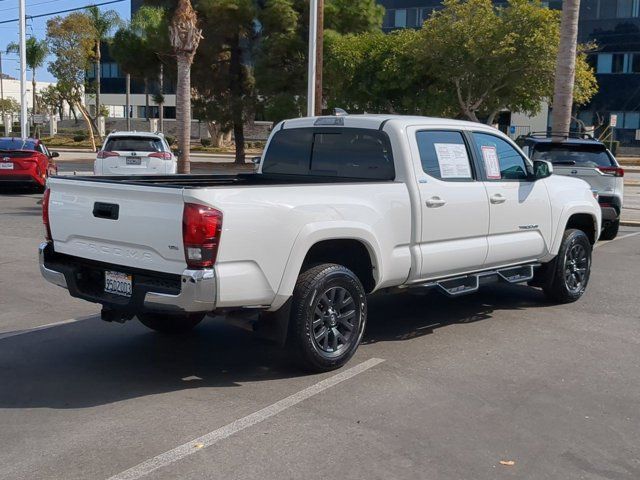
[50,151,60,158]
[532,159,553,180]
[251,156,261,165]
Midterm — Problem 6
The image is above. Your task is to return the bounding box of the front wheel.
[542,229,592,303]
[137,312,205,334]
[288,263,367,372]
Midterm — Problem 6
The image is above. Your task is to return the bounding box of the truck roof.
[280,115,500,132]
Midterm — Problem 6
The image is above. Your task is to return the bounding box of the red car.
[0,137,59,192]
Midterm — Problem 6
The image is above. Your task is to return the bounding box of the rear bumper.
[0,173,42,186]
[598,195,622,222]
[39,242,216,313]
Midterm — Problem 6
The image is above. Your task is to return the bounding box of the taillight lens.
[182,203,223,269]
[149,152,172,159]
[42,188,52,242]
[597,166,624,177]
[97,151,119,159]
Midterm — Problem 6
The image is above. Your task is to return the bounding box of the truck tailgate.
[47,177,187,275]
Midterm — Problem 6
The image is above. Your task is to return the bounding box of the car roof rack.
[519,131,595,141]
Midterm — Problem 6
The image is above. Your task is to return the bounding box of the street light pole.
[314,0,324,116]
[306,0,318,117]
[18,0,28,139]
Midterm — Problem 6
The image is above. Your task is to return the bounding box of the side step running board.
[408,264,538,297]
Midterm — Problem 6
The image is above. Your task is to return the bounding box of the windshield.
[531,144,614,167]
[104,136,165,152]
[0,138,37,151]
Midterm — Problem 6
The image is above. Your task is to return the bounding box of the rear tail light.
[42,188,52,242]
[97,151,119,159]
[597,166,624,177]
[149,152,172,160]
[182,203,223,269]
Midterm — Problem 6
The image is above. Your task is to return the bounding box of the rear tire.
[542,229,592,303]
[288,263,367,373]
[599,219,619,241]
[138,312,205,334]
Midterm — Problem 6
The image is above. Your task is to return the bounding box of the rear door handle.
[426,197,446,208]
[490,194,506,204]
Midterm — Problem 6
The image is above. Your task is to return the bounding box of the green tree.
[255,0,385,122]
[111,6,168,121]
[417,0,597,124]
[6,37,49,114]
[0,98,20,115]
[47,12,98,150]
[86,6,123,123]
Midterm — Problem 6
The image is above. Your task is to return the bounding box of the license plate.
[104,271,132,297]
[126,157,142,165]
[0,162,13,169]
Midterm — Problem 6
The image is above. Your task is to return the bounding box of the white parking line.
[107,357,385,480]
[595,231,640,249]
[0,315,93,341]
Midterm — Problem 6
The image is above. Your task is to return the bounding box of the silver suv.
[95,131,177,176]
[517,133,624,240]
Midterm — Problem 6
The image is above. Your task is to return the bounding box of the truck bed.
[54,172,396,188]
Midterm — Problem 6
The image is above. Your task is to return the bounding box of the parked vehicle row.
[40,114,602,372]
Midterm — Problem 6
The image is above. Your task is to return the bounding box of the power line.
[0,0,126,25]
[0,0,70,13]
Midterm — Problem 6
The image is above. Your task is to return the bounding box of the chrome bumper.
[143,269,216,313]
[39,242,68,289]
[39,242,216,313]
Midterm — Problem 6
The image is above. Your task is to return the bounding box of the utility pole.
[125,73,131,130]
[18,0,28,138]
[314,0,324,116]
[0,51,4,102]
[159,64,164,133]
[306,0,318,116]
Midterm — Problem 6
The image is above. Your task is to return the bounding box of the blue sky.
[0,0,131,83]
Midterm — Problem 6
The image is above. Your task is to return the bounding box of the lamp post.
[18,0,28,138]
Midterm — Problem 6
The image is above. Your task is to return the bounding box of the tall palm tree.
[551,0,581,140]
[7,37,48,114]
[86,6,122,120]
[169,0,202,174]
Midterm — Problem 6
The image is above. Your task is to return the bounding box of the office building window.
[612,53,626,73]
[624,112,640,129]
[597,54,612,73]
[395,9,407,28]
[617,0,640,17]
[383,9,394,28]
[633,54,640,73]
[407,8,418,28]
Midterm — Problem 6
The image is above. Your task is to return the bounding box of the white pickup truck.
[40,115,601,371]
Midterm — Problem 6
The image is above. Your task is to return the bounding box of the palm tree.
[551,0,581,140]
[169,0,202,174]
[86,6,122,120]
[7,37,48,114]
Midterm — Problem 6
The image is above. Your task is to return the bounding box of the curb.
[621,220,640,227]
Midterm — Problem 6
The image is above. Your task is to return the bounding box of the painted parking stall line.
[107,357,385,480]
[0,315,95,341]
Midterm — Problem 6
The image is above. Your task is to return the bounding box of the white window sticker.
[433,143,472,179]
[481,146,501,179]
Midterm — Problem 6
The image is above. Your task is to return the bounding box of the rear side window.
[104,136,165,152]
[531,144,615,167]
[415,130,474,180]
[262,128,394,180]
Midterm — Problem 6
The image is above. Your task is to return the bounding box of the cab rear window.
[262,127,395,180]
[531,144,615,167]
[104,137,165,152]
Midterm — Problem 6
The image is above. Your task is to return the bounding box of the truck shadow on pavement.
[0,283,551,409]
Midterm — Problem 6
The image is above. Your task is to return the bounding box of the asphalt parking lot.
[1,185,640,480]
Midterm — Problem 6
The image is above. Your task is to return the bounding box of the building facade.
[578,0,640,145]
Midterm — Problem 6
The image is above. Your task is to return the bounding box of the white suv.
[517,133,624,240]
[94,131,177,176]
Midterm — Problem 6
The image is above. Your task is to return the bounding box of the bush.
[200,138,212,147]
[165,135,175,146]
[73,134,87,142]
